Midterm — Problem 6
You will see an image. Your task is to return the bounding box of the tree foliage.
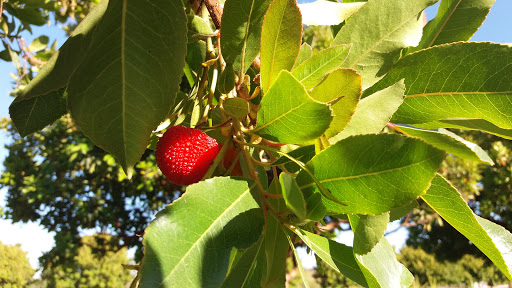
[0,116,180,266]
[41,234,132,288]
[2,0,512,287]
[0,241,34,287]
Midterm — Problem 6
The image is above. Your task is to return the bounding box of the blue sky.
[1,0,511,272]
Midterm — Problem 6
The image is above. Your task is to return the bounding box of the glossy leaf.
[331,0,437,89]
[286,232,311,288]
[221,237,267,288]
[389,200,418,222]
[139,177,264,287]
[293,228,368,287]
[352,213,389,255]
[67,0,187,174]
[221,0,273,75]
[293,43,312,70]
[415,119,512,140]
[254,70,333,144]
[298,1,365,26]
[366,43,512,130]
[422,175,512,280]
[397,125,494,164]
[310,68,361,138]
[296,134,445,214]
[305,192,326,222]
[263,214,288,287]
[411,0,495,52]
[349,215,414,288]
[260,0,302,93]
[217,63,236,94]
[28,35,49,52]
[291,44,351,89]
[9,0,108,137]
[280,173,306,220]
[223,98,250,118]
[330,80,404,143]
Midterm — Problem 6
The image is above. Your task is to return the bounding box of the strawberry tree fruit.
[219,143,243,177]
[155,126,219,186]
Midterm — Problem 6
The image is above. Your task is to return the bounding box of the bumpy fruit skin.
[155,126,219,185]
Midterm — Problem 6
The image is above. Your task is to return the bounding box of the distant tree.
[0,116,180,268]
[41,233,133,288]
[0,241,34,287]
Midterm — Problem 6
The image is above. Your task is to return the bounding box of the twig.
[204,0,223,29]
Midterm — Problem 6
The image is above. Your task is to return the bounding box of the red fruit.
[219,143,243,177]
[155,126,219,185]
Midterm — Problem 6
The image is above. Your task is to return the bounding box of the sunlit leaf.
[397,125,494,165]
[331,0,437,89]
[422,175,512,280]
[291,44,351,89]
[411,0,495,52]
[349,215,414,288]
[331,80,404,143]
[254,71,333,144]
[297,134,444,214]
[366,43,512,130]
[293,228,368,287]
[310,68,361,138]
[139,177,264,287]
[260,0,302,93]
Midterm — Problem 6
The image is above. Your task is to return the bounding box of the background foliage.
[0,241,34,287]
[2,0,512,287]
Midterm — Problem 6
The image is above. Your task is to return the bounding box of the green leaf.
[305,192,326,222]
[280,173,306,220]
[421,175,512,280]
[365,43,512,130]
[410,0,495,52]
[293,43,313,70]
[352,213,389,255]
[349,215,414,288]
[397,125,494,164]
[139,177,264,287]
[272,145,315,167]
[187,14,214,43]
[415,119,512,140]
[291,44,351,89]
[298,1,365,26]
[253,70,333,144]
[217,63,236,94]
[310,68,361,138]
[28,35,49,53]
[220,0,273,75]
[67,0,187,174]
[293,228,368,287]
[223,98,250,118]
[12,8,47,26]
[330,80,405,144]
[221,237,267,288]
[389,200,418,222]
[260,0,302,93]
[331,0,437,89]
[296,134,445,214]
[286,232,311,288]
[263,214,288,287]
[9,0,108,137]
